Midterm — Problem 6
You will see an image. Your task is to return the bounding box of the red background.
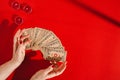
[0,0,120,80]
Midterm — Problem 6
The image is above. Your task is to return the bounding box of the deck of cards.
[20,27,67,66]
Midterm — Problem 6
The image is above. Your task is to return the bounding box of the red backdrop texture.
[0,0,120,80]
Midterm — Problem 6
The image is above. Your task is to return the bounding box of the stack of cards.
[21,27,67,65]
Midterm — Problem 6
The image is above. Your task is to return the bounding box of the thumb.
[45,65,53,74]
[23,39,31,46]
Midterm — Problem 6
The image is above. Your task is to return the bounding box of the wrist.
[10,59,21,67]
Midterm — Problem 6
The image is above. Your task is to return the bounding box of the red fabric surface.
[76,0,120,22]
[0,0,120,80]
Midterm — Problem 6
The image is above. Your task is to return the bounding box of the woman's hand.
[0,29,30,80]
[30,62,67,80]
[11,29,30,65]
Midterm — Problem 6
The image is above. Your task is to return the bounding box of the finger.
[13,29,22,54]
[54,62,67,75]
[16,29,21,35]
[19,29,25,37]
[14,37,20,52]
[58,62,67,70]
[44,65,53,74]
[17,37,21,45]
[57,63,66,75]
[23,39,31,46]
[14,29,21,40]
[20,34,30,41]
[46,70,56,79]
[13,29,21,46]
[46,62,67,79]
[53,62,66,71]
[16,29,25,41]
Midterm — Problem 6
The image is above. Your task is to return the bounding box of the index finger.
[14,29,21,40]
[46,62,67,79]
[55,62,67,75]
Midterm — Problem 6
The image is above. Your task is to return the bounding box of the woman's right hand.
[30,62,67,80]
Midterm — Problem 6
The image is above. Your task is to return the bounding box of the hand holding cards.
[16,27,67,67]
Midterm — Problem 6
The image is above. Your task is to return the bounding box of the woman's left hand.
[12,29,30,65]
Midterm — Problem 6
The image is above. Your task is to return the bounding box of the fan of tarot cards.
[19,27,67,66]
